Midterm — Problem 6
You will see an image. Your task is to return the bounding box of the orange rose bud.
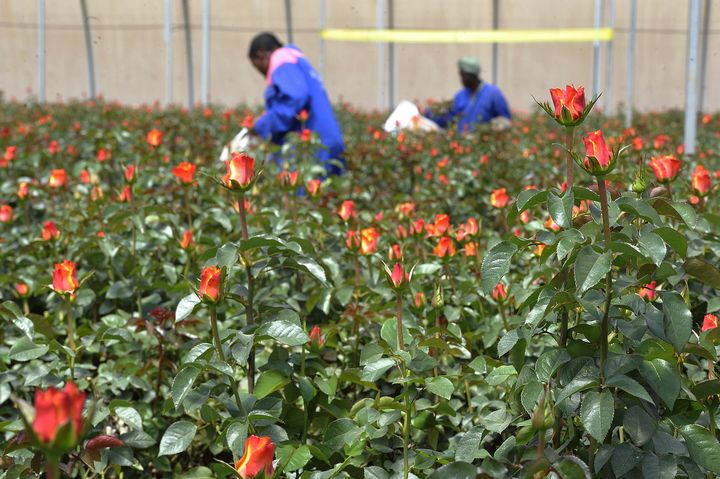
[235,435,275,479]
[691,165,711,197]
[433,236,456,258]
[307,179,321,196]
[433,214,450,236]
[52,260,79,294]
[79,169,91,184]
[582,130,614,175]
[277,170,299,188]
[16,283,30,297]
[42,221,60,241]
[96,148,110,162]
[549,85,586,124]
[118,185,132,203]
[49,169,68,188]
[223,152,255,191]
[360,227,379,255]
[0,204,12,223]
[639,280,657,301]
[338,200,356,221]
[490,188,509,208]
[493,283,507,301]
[649,155,681,184]
[702,314,719,332]
[466,217,479,236]
[414,291,426,308]
[534,243,546,257]
[464,241,477,257]
[389,243,403,261]
[199,266,221,303]
[146,129,163,147]
[181,230,194,250]
[544,217,560,232]
[300,128,312,142]
[32,381,86,445]
[308,325,323,347]
[17,181,29,199]
[172,162,196,184]
[124,165,137,183]
[298,109,309,122]
[346,230,361,251]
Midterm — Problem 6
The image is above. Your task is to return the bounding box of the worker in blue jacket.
[426,57,511,134]
[248,32,345,176]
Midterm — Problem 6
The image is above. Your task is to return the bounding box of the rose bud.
[308,325,324,347]
[307,179,321,197]
[146,129,163,147]
[582,130,615,176]
[549,85,586,124]
[360,227,379,255]
[223,152,255,191]
[433,237,456,258]
[702,314,719,332]
[49,169,68,188]
[199,266,221,303]
[42,221,60,241]
[338,200,356,221]
[0,204,13,223]
[235,435,275,479]
[52,260,79,294]
[172,162,196,185]
[493,283,507,302]
[490,188,509,208]
[649,155,681,184]
[691,165,712,197]
[32,381,86,447]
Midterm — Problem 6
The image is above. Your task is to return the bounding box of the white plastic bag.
[383,101,440,133]
[219,128,256,161]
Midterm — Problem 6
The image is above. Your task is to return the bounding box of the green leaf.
[652,226,687,258]
[516,189,548,212]
[605,374,654,403]
[106,281,133,299]
[276,445,312,472]
[691,379,720,401]
[119,430,156,449]
[454,426,484,462]
[171,365,201,409]
[679,424,720,473]
[622,405,656,446]
[638,358,680,409]
[1,301,34,340]
[215,243,237,268]
[535,348,571,382]
[292,256,327,284]
[176,293,200,322]
[362,357,396,382]
[574,246,612,295]
[580,391,614,442]
[661,292,691,353]
[261,319,310,346]
[481,241,518,294]
[425,377,454,400]
[556,365,598,404]
[115,406,143,431]
[254,370,290,400]
[497,329,520,357]
[553,456,592,479]
[426,461,477,479]
[9,338,48,361]
[548,188,573,229]
[485,365,517,386]
[684,258,720,289]
[158,421,197,456]
[638,232,666,266]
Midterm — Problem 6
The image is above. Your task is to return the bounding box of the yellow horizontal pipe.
[320,28,614,43]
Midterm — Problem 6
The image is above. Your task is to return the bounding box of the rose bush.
[0,96,719,478]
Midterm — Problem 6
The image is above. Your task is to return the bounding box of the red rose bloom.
[33,381,86,444]
[490,188,509,208]
[42,221,60,241]
[172,162,196,184]
[223,152,255,190]
[702,314,719,332]
[649,155,681,183]
[146,129,163,147]
[49,169,68,188]
[235,435,275,478]
[549,85,586,122]
[691,165,711,197]
[52,260,79,294]
[199,266,221,302]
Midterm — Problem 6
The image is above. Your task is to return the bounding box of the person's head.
[458,57,481,91]
[248,32,283,76]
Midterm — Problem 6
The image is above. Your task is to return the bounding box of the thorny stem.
[238,194,249,241]
[498,300,510,330]
[246,263,255,394]
[402,366,411,479]
[210,305,225,361]
[597,178,613,386]
[396,293,404,350]
[565,126,575,189]
[66,297,76,380]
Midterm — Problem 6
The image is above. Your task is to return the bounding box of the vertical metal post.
[684,0,701,155]
[625,0,637,127]
[164,0,173,105]
[37,0,46,103]
[491,0,499,85]
[604,0,615,115]
[377,0,386,109]
[201,0,210,105]
[181,0,195,108]
[592,0,603,100]
[319,0,326,81]
[285,0,294,44]
[698,0,711,113]
[79,0,96,98]
[388,0,395,109]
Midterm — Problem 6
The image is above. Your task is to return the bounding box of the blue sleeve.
[492,88,511,120]
[254,63,310,140]
[426,94,461,128]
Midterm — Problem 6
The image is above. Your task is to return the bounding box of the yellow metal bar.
[320,28,614,43]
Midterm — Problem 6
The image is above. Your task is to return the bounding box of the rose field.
[1,94,720,479]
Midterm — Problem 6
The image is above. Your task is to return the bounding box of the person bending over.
[248,32,345,175]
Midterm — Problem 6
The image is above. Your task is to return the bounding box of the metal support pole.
[79,0,97,99]
[388,0,395,109]
[605,0,615,115]
[377,0,386,109]
[319,0,326,81]
[625,0,637,127]
[201,0,210,105]
[164,0,173,105]
[285,0,294,44]
[592,0,603,100]
[37,0,45,103]
[181,0,195,108]
[684,0,701,155]
[491,0,499,85]
[698,0,711,113]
